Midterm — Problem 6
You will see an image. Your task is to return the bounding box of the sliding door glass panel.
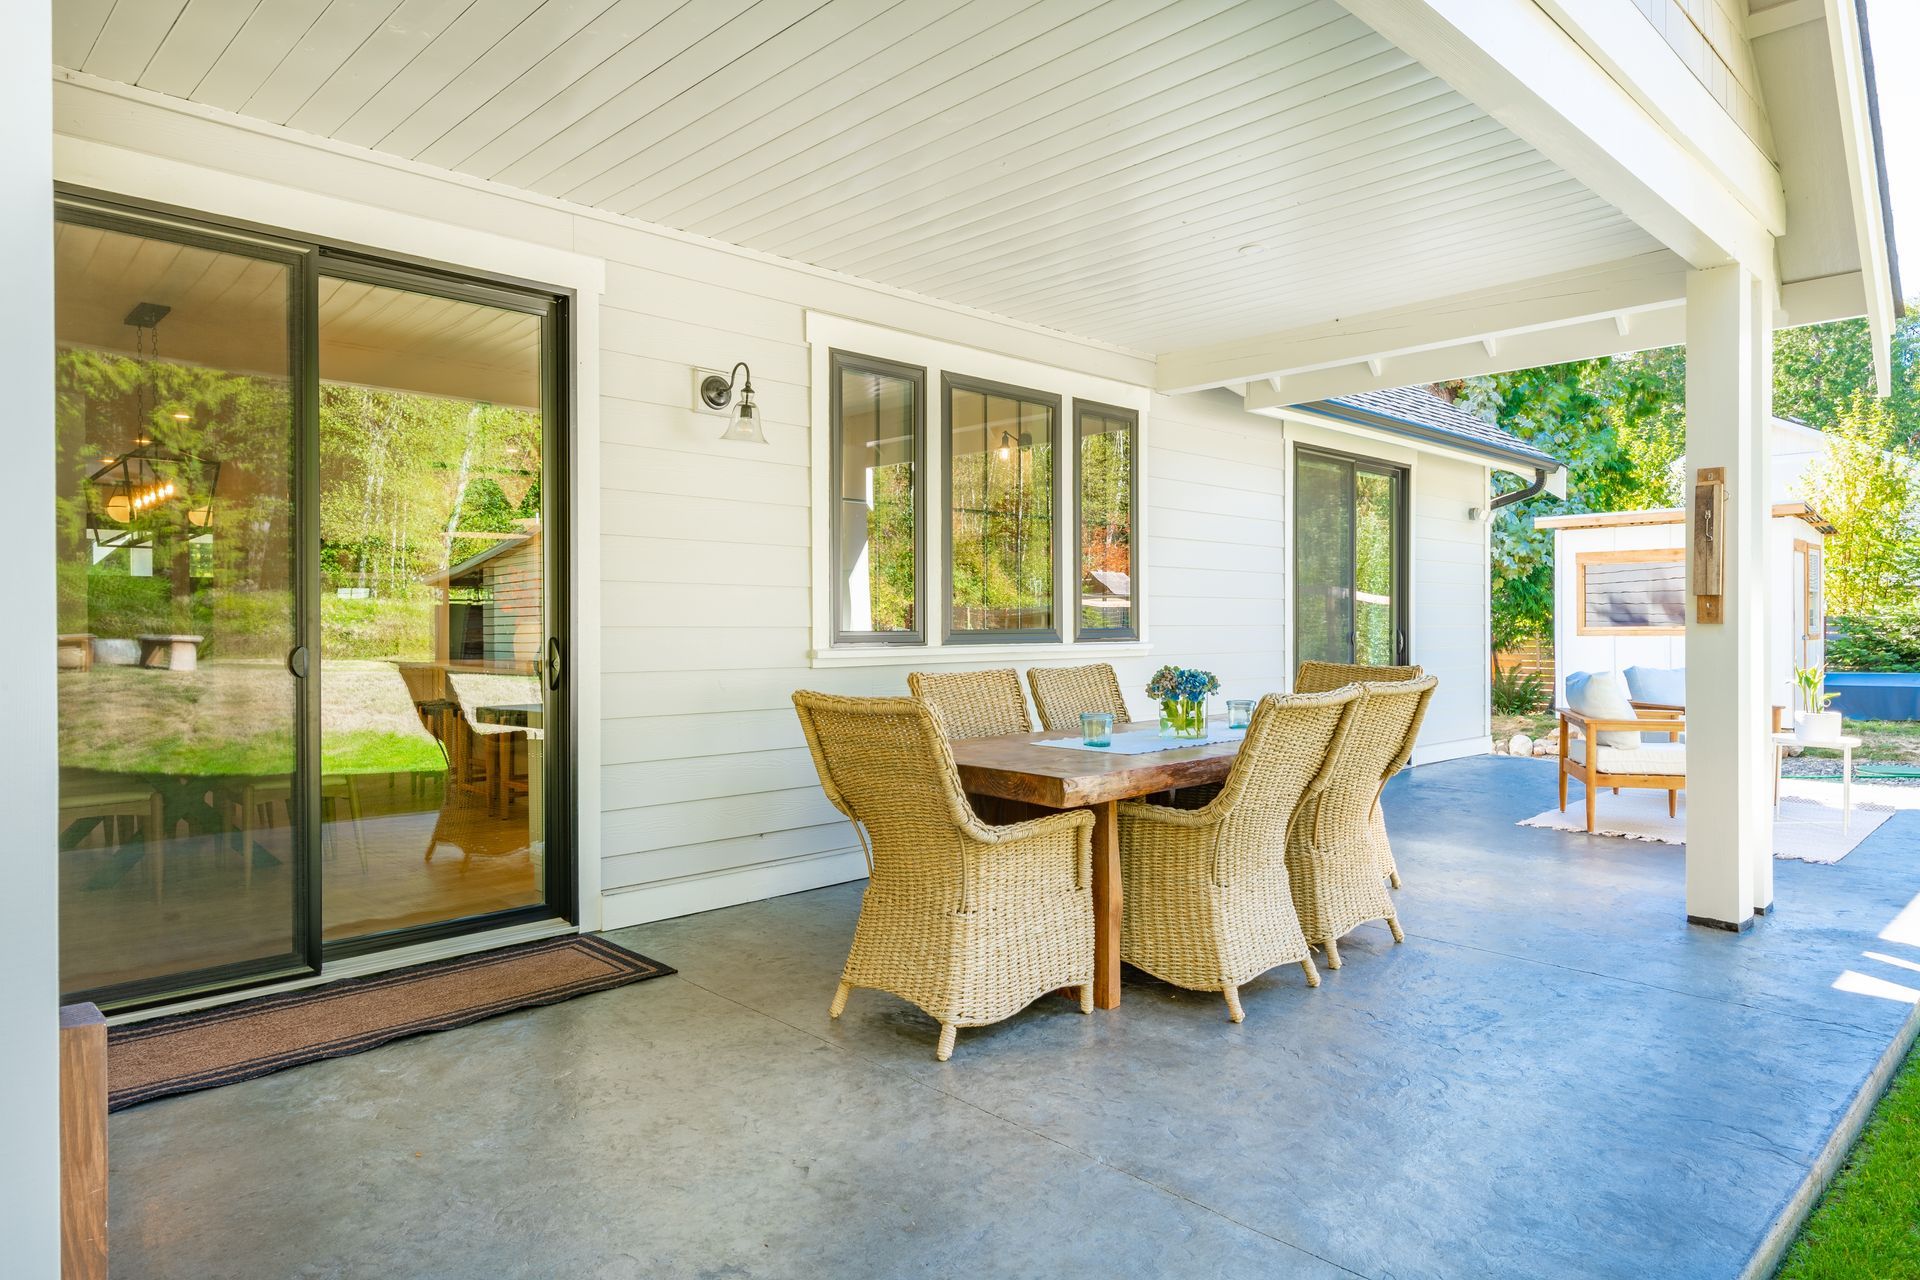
[1294,452,1355,666]
[316,272,548,943]
[1077,405,1135,637]
[948,381,1057,637]
[54,215,307,1002]
[1353,467,1402,665]
[832,354,921,640]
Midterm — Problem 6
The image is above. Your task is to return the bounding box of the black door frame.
[54,189,577,1011]
[1293,443,1412,667]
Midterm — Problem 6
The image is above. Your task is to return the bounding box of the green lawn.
[1777,1040,1920,1278]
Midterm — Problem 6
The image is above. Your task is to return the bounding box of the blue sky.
[1867,0,1917,294]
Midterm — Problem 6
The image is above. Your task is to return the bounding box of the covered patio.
[5,1,1910,1275]
[107,756,1920,1279]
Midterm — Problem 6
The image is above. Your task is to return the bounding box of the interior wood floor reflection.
[59,775,543,997]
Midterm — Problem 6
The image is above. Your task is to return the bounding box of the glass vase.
[1158,698,1207,739]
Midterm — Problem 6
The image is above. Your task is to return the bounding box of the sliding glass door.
[54,205,314,1005]
[53,195,570,1008]
[1294,446,1409,668]
[316,262,555,947]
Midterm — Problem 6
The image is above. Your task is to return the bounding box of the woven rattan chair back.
[907,668,1032,739]
[1026,663,1130,732]
[1308,676,1438,846]
[1209,688,1362,871]
[1293,661,1422,695]
[792,692,979,878]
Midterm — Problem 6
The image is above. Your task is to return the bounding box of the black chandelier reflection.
[85,300,219,548]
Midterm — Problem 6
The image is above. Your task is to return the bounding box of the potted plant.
[1146,665,1220,739]
[1793,665,1843,743]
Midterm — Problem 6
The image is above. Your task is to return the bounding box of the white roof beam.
[1240,310,1684,409]
[1338,0,1778,272]
[1532,0,1785,238]
[1156,251,1689,393]
[1231,271,1870,408]
[1819,0,1896,395]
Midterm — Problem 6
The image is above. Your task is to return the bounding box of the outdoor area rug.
[1519,790,1893,863]
[106,936,673,1110]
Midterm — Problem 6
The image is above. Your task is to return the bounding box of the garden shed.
[1537,498,1830,713]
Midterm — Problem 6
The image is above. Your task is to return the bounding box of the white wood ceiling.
[55,0,1663,355]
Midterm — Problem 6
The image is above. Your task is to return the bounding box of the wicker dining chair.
[907,668,1032,739]
[1293,661,1425,888]
[1286,675,1438,969]
[1026,663,1130,732]
[792,691,1094,1061]
[1117,687,1361,1022]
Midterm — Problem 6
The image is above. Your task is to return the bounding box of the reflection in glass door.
[1294,447,1408,668]
[53,207,312,1004]
[316,265,553,944]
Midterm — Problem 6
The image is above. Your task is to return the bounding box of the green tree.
[1795,392,1920,614]
[1445,346,1686,649]
[1773,310,1920,447]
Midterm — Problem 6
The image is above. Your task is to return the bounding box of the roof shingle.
[1289,386,1561,471]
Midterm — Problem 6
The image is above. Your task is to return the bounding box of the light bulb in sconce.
[997,431,1013,462]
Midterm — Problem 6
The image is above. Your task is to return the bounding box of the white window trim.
[805,312,1151,667]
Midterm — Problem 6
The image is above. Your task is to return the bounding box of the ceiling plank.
[138,0,268,98]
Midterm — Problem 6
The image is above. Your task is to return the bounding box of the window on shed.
[1577,550,1685,634]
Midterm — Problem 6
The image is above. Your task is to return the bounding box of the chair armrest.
[1116,797,1220,829]
[977,807,1094,846]
[1559,708,1686,736]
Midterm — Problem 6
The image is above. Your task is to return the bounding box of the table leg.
[1843,746,1853,835]
[1774,744,1781,818]
[1091,799,1121,1010]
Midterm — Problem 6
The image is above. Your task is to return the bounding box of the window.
[1294,446,1408,666]
[1075,401,1136,639]
[1576,550,1685,634]
[829,351,924,643]
[813,329,1144,660]
[944,375,1061,641]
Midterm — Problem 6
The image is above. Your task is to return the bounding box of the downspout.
[1490,467,1549,511]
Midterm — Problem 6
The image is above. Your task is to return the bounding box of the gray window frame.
[941,372,1064,645]
[827,348,928,647]
[1071,399,1140,642]
[1291,443,1411,667]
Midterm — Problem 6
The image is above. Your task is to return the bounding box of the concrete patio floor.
[107,755,1920,1279]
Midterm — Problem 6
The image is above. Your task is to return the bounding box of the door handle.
[545,636,562,691]
[287,645,310,679]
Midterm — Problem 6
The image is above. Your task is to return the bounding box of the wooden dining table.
[947,723,1246,1010]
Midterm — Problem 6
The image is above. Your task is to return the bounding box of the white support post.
[0,6,62,1272]
[1683,265,1776,930]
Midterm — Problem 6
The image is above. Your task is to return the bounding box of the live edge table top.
[948,722,1241,810]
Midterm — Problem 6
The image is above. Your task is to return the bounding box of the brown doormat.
[107,936,673,1110]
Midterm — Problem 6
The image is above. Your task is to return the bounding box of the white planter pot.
[1795,710,1843,743]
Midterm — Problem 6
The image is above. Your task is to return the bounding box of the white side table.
[1772,731,1863,833]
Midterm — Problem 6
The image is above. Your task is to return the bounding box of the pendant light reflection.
[700,362,768,445]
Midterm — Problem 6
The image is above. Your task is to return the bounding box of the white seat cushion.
[1568,736,1686,776]
[1564,671,1642,749]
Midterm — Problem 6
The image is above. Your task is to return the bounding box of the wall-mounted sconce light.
[698,362,767,445]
